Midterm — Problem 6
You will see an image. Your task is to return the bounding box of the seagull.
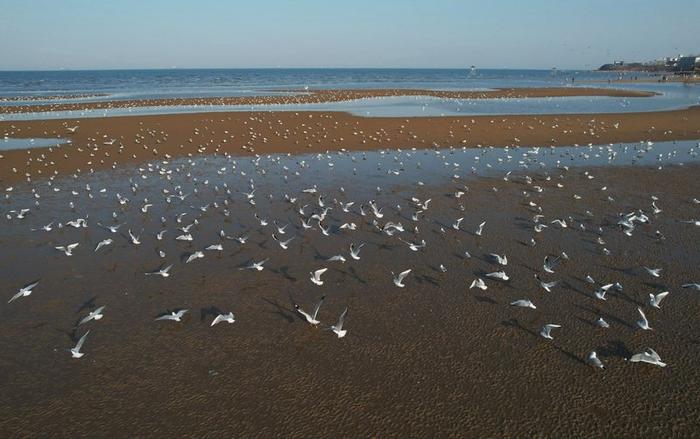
[399,238,426,251]
[295,296,325,325]
[243,258,269,271]
[349,243,364,260]
[185,251,204,264]
[145,264,173,278]
[629,348,666,367]
[543,255,560,274]
[510,299,536,309]
[70,331,90,358]
[310,268,328,286]
[392,269,412,287]
[94,238,113,252]
[486,271,509,281]
[681,283,700,290]
[469,278,487,290]
[649,291,669,309]
[540,324,561,340]
[8,280,39,303]
[595,317,610,328]
[643,267,662,278]
[475,221,486,236]
[55,242,79,256]
[97,223,122,233]
[155,309,188,322]
[489,253,508,266]
[211,312,235,326]
[79,306,106,325]
[452,217,464,230]
[330,307,348,338]
[327,255,347,263]
[535,274,559,292]
[594,283,615,301]
[274,235,295,250]
[587,351,604,369]
[127,229,141,245]
[636,307,652,330]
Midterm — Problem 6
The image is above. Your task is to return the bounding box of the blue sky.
[0,0,697,70]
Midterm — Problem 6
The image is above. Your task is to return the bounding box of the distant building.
[676,56,697,73]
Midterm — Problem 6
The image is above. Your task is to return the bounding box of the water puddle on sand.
[1,137,70,151]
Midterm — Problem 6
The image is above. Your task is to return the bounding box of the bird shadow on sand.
[338,266,367,285]
[260,296,295,323]
[270,265,298,282]
[200,306,225,323]
[573,303,633,330]
[597,339,633,360]
[472,294,498,305]
[414,273,439,287]
[76,295,97,313]
[501,318,587,366]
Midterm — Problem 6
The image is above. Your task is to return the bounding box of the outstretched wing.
[74,331,90,351]
[335,307,348,331]
[312,296,325,320]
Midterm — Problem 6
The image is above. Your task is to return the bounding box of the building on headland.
[599,53,699,75]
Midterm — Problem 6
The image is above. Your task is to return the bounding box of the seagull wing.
[397,269,412,283]
[312,296,325,320]
[313,268,328,281]
[74,331,90,351]
[335,307,348,331]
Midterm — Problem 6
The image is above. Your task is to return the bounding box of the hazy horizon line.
[0,66,605,73]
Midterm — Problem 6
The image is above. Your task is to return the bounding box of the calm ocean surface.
[0,69,697,119]
[0,68,652,98]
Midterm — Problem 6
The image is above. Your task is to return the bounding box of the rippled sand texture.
[1,148,699,436]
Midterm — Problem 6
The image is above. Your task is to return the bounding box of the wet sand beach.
[1,152,699,436]
[3,105,700,185]
[1,86,700,438]
[0,87,656,114]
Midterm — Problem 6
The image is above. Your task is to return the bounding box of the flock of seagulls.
[2,116,699,375]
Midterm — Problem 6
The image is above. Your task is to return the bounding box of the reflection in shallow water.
[2,82,699,121]
[1,137,70,151]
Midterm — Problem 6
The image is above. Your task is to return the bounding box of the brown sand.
[2,106,700,185]
[0,87,656,115]
[1,162,699,437]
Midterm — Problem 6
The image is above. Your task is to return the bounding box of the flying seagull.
[211,312,235,326]
[330,307,348,338]
[392,269,412,287]
[70,331,90,358]
[8,280,39,303]
[295,296,325,325]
